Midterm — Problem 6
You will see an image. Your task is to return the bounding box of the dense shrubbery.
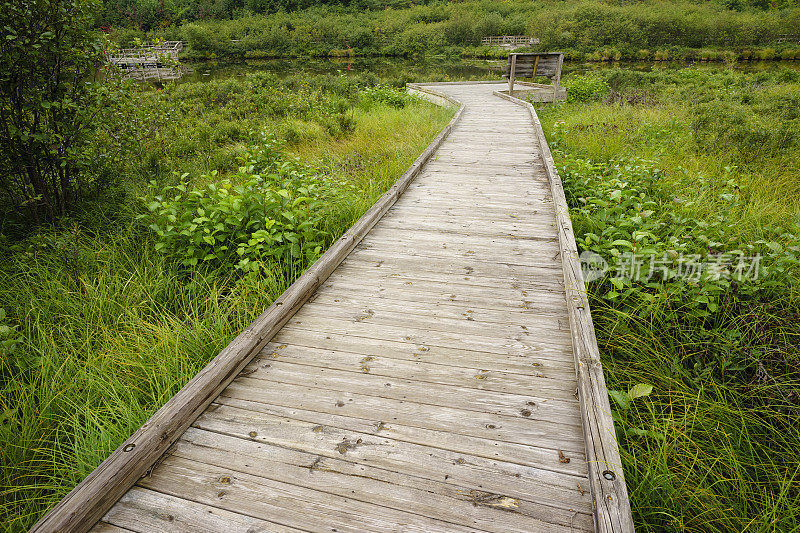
[0,0,105,227]
[0,70,401,237]
[107,0,800,60]
[358,84,419,109]
[564,73,610,102]
[559,151,799,323]
[140,137,340,272]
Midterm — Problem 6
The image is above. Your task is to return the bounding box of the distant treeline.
[105,0,800,60]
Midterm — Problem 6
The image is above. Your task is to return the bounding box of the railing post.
[508,54,517,94]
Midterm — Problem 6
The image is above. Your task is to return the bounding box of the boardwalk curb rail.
[494,89,635,532]
[27,87,464,533]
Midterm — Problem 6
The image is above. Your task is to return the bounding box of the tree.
[0,0,105,226]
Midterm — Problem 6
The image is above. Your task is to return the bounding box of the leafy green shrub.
[559,152,799,298]
[551,139,800,379]
[358,84,419,110]
[564,73,611,103]
[139,137,337,273]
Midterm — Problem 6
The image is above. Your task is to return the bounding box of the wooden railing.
[481,35,540,47]
[776,33,800,44]
[106,41,186,82]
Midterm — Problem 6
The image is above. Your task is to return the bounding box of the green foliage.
[139,138,335,272]
[0,0,105,227]
[540,65,800,531]
[358,84,419,110]
[558,151,800,322]
[113,0,800,60]
[564,73,610,103]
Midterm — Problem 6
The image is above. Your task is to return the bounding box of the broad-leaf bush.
[564,73,611,103]
[140,137,340,273]
[358,85,421,110]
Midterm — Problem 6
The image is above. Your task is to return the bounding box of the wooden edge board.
[492,89,635,533]
[28,85,465,533]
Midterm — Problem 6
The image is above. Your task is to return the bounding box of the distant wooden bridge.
[30,82,633,533]
[107,41,186,81]
[481,35,540,49]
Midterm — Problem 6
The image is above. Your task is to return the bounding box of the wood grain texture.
[493,88,635,532]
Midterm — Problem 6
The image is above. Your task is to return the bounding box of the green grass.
[538,67,800,531]
[0,78,452,532]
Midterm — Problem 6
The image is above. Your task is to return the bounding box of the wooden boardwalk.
[32,82,632,533]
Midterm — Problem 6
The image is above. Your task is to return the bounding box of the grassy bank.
[116,0,800,62]
[0,75,452,532]
[537,67,800,531]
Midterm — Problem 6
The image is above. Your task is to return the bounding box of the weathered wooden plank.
[100,487,297,533]
[196,402,591,495]
[204,398,590,480]
[303,292,570,333]
[171,428,594,532]
[493,89,634,531]
[422,160,541,172]
[376,218,556,239]
[357,233,560,257]
[233,361,582,419]
[254,341,579,390]
[363,225,559,249]
[394,198,551,212]
[357,233,561,260]
[322,265,566,295]
[138,456,481,533]
[341,250,563,278]
[221,376,585,451]
[297,298,570,338]
[348,241,562,266]
[390,198,553,213]
[267,330,577,378]
[329,262,565,295]
[281,316,573,359]
[315,276,567,314]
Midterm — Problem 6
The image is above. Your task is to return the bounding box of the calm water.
[177,57,800,85]
[179,57,504,83]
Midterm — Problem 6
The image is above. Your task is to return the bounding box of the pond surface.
[179,57,504,83]
[178,56,800,85]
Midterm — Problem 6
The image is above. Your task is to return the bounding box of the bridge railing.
[481,35,540,47]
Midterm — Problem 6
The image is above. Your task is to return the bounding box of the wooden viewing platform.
[30,82,633,533]
[481,36,541,48]
[107,41,186,81]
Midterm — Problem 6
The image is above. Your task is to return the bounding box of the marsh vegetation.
[539,66,800,531]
